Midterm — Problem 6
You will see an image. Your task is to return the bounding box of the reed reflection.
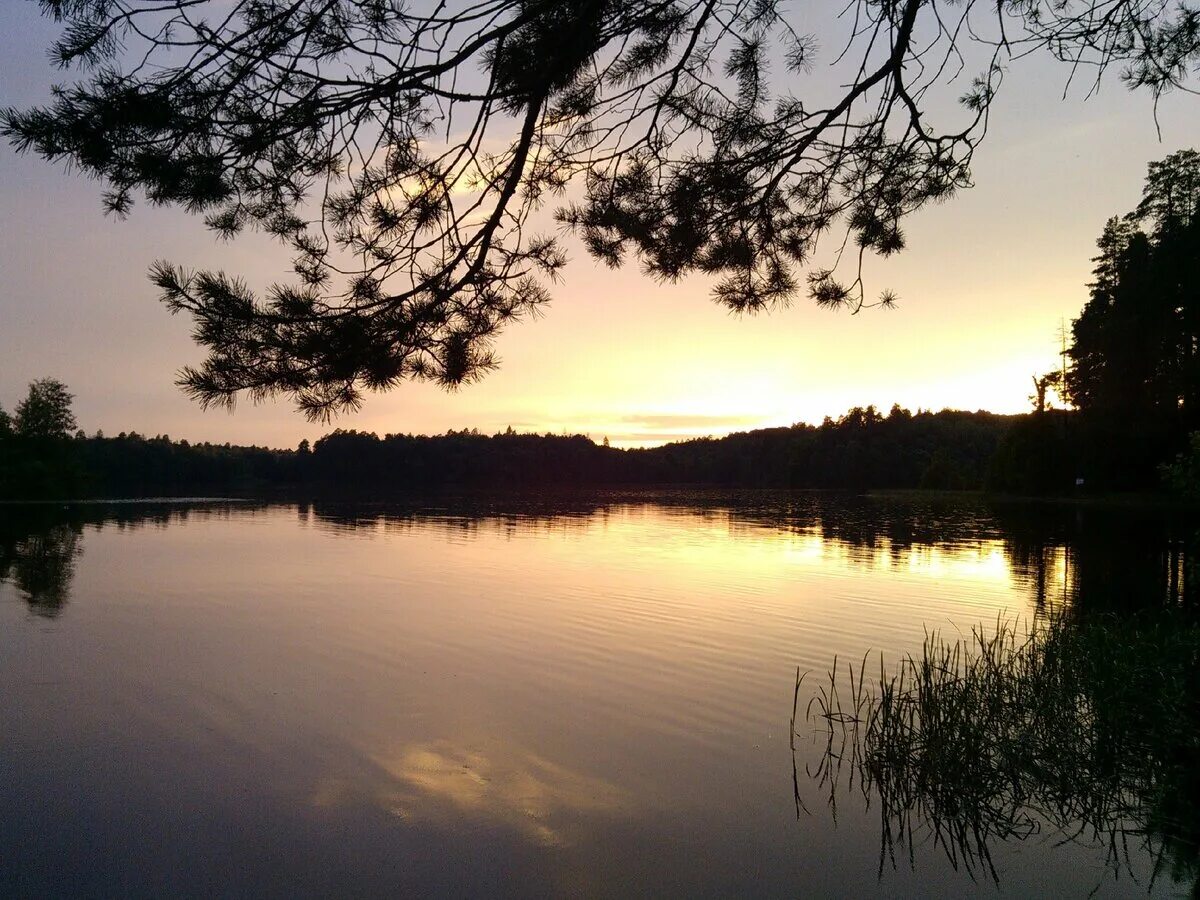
[799,610,1200,893]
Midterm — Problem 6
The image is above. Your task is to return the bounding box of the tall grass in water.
[799,612,1200,890]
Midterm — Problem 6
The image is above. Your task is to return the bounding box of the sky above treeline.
[2,3,1198,448]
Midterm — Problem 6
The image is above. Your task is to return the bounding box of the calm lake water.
[1,491,1194,897]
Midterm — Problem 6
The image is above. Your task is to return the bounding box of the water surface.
[0,492,1193,896]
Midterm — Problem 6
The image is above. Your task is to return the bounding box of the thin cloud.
[619,414,765,428]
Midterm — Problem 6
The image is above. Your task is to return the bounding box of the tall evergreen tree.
[1062,150,1200,485]
[1067,151,1200,425]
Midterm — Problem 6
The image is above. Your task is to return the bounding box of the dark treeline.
[636,406,1006,489]
[0,404,1016,499]
[303,405,1010,490]
[78,433,295,494]
[0,428,295,499]
[992,150,1200,496]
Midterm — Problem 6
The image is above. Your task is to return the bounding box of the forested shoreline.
[0,405,1018,499]
[0,402,1166,500]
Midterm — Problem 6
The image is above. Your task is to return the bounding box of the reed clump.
[800,611,1200,888]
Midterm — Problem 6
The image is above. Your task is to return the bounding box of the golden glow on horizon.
[358,312,1069,448]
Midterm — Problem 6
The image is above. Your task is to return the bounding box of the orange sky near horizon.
[1,4,1197,449]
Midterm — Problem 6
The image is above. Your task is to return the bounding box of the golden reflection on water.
[293,502,1075,595]
[766,530,1021,583]
[300,504,1029,581]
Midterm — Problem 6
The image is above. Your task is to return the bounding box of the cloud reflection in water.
[315,739,626,847]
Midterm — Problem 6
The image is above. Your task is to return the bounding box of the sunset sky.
[2,3,1198,448]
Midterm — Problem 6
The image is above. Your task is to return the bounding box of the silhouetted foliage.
[0,398,1016,498]
[993,150,1200,494]
[985,412,1075,495]
[5,0,1197,416]
[1163,432,1200,500]
[293,407,1010,491]
[76,431,296,494]
[631,406,1008,489]
[0,378,86,498]
[14,378,76,439]
[1064,150,1200,488]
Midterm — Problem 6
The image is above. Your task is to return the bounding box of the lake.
[1,491,1195,897]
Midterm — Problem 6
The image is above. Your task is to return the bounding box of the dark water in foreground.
[0,491,1195,897]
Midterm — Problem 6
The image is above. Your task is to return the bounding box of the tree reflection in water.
[0,501,241,617]
[0,518,82,617]
[799,611,1200,893]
